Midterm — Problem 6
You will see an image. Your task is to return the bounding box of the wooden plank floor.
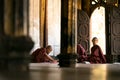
[0,63,120,80]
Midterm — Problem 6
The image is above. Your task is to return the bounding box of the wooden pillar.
[0,0,34,71]
[58,0,77,67]
[77,0,82,10]
[4,0,15,36]
[4,0,29,36]
[13,0,29,36]
[40,0,48,47]
[0,0,4,35]
[14,0,29,36]
[23,0,29,36]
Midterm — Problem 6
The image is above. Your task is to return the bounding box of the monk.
[77,44,88,63]
[31,45,57,63]
[89,37,106,63]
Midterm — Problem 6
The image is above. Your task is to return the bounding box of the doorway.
[90,6,106,55]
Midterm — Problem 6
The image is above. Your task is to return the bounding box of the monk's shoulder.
[39,48,46,53]
[95,45,101,49]
[92,45,100,49]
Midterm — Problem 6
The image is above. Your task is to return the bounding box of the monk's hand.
[53,60,58,63]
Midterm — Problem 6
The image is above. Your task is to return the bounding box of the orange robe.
[31,48,50,63]
[77,44,88,63]
[89,45,106,63]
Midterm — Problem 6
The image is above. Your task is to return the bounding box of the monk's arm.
[45,53,55,62]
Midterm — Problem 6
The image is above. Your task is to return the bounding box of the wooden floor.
[0,63,120,80]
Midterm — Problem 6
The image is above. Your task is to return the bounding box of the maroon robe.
[77,44,88,63]
[89,45,106,63]
[31,48,50,63]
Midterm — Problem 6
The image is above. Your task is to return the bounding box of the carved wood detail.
[77,10,89,54]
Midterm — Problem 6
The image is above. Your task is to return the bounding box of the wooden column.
[4,0,15,36]
[14,0,23,36]
[0,0,4,35]
[14,0,29,36]
[0,0,34,71]
[4,0,29,36]
[40,0,48,47]
[58,0,77,67]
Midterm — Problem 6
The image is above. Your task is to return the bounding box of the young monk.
[77,44,88,63]
[89,37,106,63]
[31,45,57,63]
